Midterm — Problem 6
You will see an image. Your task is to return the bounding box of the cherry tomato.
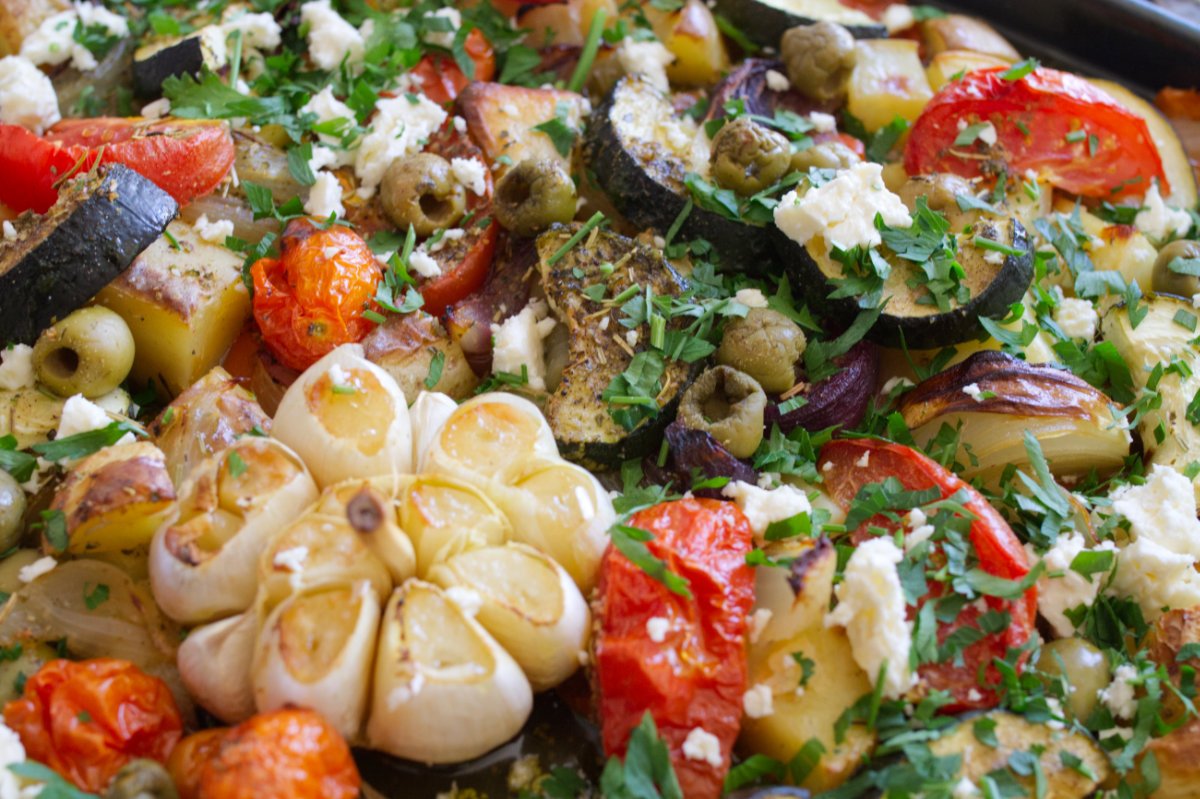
[3,658,183,793]
[250,218,383,371]
[0,124,84,214]
[411,28,495,106]
[170,710,360,799]
[594,498,755,799]
[905,66,1166,200]
[818,438,1036,712]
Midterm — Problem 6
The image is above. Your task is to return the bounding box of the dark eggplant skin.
[584,76,780,276]
[764,340,880,433]
[643,421,758,497]
[0,164,177,345]
[133,36,210,97]
[711,0,886,49]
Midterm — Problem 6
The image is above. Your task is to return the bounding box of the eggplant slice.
[711,0,887,48]
[133,29,226,97]
[0,163,178,344]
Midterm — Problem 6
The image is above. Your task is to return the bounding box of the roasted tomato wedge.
[412,28,496,106]
[4,658,183,793]
[0,124,83,214]
[594,498,755,799]
[818,438,1036,712]
[251,218,383,371]
[905,66,1166,200]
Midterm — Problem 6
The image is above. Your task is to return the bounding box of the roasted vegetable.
[360,312,479,401]
[133,29,224,97]
[642,0,730,87]
[1152,238,1200,296]
[32,306,135,399]
[710,0,885,49]
[644,421,758,495]
[457,83,587,178]
[677,366,766,459]
[105,759,180,799]
[380,153,467,237]
[847,39,934,132]
[763,341,879,434]
[1035,638,1110,722]
[494,159,577,237]
[919,14,1019,61]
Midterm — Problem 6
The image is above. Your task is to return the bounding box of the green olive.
[494,159,577,237]
[1036,637,1111,722]
[716,308,807,394]
[0,471,25,554]
[32,307,135,399]
[0,642,57,705]
[1151,239,1200,297]
[710,117,792,196]
[380,153,467,237]
[896,174,977,215]
[678,366,766,458]
[0,550,40,596]
[104,758,179,799]
[790,140,861,173]
[781,21,857,103]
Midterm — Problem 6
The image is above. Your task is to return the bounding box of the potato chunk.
[848,39,933,133]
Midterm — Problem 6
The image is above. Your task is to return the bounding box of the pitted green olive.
[790,140,861,173]
[1151,239,1200,297]
[104,759,179,799]
[494,159,577,237]
[716,308,806,394]
[781,22,857,103]
[710,117,791,196]
[380,153,467,237]
[0,471,25,553]
[32,307,135,399]
[1036,637,1111,722]
[678,366,766,458]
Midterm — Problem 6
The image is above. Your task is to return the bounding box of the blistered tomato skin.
[251,218,383,372]
[594,498,755,799]
[3,658,183,794]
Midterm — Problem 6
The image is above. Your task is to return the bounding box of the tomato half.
[411,28,495,107]
[818,438,1036,712]
[905,66,1166,200]
[0,124,85,214]
[594,498,755,799]
[4,658,183,793]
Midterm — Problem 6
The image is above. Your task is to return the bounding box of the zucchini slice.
[711,0,886,49]
[133,29,224,97]
[535,225,692,469]
[585,75,777,275]
[0,164,177,345]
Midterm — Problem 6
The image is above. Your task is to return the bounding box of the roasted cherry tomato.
[594,498,755,799]
[412,28,495,106]
[250,218,383,371]
[3,658,183,793]
[0,124,83,214]
[169,710,360,799]
[905,66,1166,200]
[818,438,1036,712]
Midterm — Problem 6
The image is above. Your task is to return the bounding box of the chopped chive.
[163,229,181,250]
[650,314,666,350]
[1000,57,1039,81]
[973,236,1025,257]
[568,9,606,94]
[1065,129,1087,143]
[609,284,640,305]
[331,383,357,395]
[547,212,606,266]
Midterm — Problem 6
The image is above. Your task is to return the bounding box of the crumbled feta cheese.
[1045,696,1067,730]
[22,3,128,72]
[491,302,557,391]
[421,7,461,49]
[825,537,914,699]
[408,249,442,279]
[646,616,670,643]
[427,228,465,253]
[734,288,769,308]
[774,162,913,254]
[1027,533,1114,637]
[300,0,365,70]
[193,214,235,244]
[977,122,998,146]
[0,720,25,799]
[1,222,13,242]
[453,115,467,133]
[445,586,483,617]
[681,727,723,767]
[308,145,339,173]
[1110,536,1200,620]
[615,39,674,92]
[881,3,915,32]
[1099,663,1139,720]
[982,248,1005,265]
[966,688,983,703]
[304,170,345,220]
[743,684,774,719]
[952,777,980,799]
[273,546,309,572]
[1193,292,1200,309]
[855,451,870,468]
[808,112,837,134]
[721,481,812,539]
[57,395,113,440]
[140,97,171,119]
[625,329,640,348]
[748,608,773,644]
[905,507,936,552]
[450,157,487,196]
[222,9,282,53]
[962,383,985,403]
[301,87,356,166]
[1055,297,1099,342]
[1111,466,1200,561]
[764,69,790,92]
[0,55,60,133]
[355,94,447,193]
[1136,182,1192,241]
[18,556,56,584]
[0,345,34,391]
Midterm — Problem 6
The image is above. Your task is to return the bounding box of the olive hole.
[43,347,80,380]
[702,393,734,423]
[419,192,454,223]
[499,174,532,207]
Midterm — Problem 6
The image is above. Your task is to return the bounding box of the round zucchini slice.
[711,0,887,49]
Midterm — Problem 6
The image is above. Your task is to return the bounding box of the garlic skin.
[408,391,457,472]
[422,393,558,488]
[271,345,413,488]
[395,474,512,577]
[367,580,532,764]
[427,542,590,691]
[252,580,380,740]
[177,611,259,724]
[149,438,318,625]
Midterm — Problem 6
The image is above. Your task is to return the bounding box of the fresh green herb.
[36,510,67,553]
[227,450,248,478]
[1175,309,1198,332]
[803,308,881,383]
[72,19,121,60]
[723,755,786,793]
[32,421,143,463]
[286,142,317,187]
[547,213,607,266]
[162,229,181,250]
[954,122,993,147]
[610,524,692,598]
[1069,549,1115,579]
[532,101,578,157]
[1064,129,1088,144]
[568,7,607,93]
[1000,58,1040,81]
[84,583,109,611]
[599,712,684,799]
[0,435,37,483]
[424,350,445,390]
[973,236,1026,257]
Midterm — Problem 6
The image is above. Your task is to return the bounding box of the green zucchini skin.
[0,164,178,345]
[771,218,1034,349]
[711,0,887,48]
[584,76,780,277]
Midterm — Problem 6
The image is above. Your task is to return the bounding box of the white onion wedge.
[427,542,589,691]
[325,480,416,584]
[252,580,380,740]
[366,580,532,764]
[177,611,259,724]
[490,458,614,593]
[395,474,511,577]
[149,438,318,625]
[422,393,558,487]
[271,345,413,488]
[408,391,457,472]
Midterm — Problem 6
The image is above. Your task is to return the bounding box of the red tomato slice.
[594,498,755,799]
[0,124,90,214]
[411,28,495,107]
[905,66,1166,200]
[818,438,1036,712]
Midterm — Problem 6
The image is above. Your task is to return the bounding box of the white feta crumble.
[615,39,674,92]
[774,162,912,254]
[681,727,723,768]
[1045,696,1067,730]
[453,115,468,133]
[904,507,936,552]
[0,55,60,133]
[444,586,483,617]
[300,0,365,70]
[0,345,34,391]
[734,288,769,308]
[355,94,447,193]
[221,9,282,54]
[1,222,13,242]
[645,616,670,643]
[982,248,1006,265]
[1135,182,1192,241]
[1099,663,1139,720]
[1110,536,1200,621]
[450,157,487,196]
[966,688,983,703]
[491,302,557,392]
[1111,465,1200,560]
[140,97,171,119]
[18,556,56,584]
[881,3,915,32]
[300,87,357,166]
[57,395,113,440]
[421,7,461,49]
[962,383,985,403]
[1054,297,1099,342]
[22,3,128,72]
[748,608,773,644]
[952,777,980,799]
[1193,292,1200,309]
[408,249,442,279]
[625,329,640,348]
[808,112,837,134]
[764,69,790,92]
[743,684,774,719]
[308,145,339,173]
[1027,533,1114,638]
[855,451,870,468]
[825,537,914,699]
[273,546,309,572]
[0,720,25,799]
[304,170,345,220]
[977,122,998,146]
[193,214,235,244]
[720,481,812,539]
